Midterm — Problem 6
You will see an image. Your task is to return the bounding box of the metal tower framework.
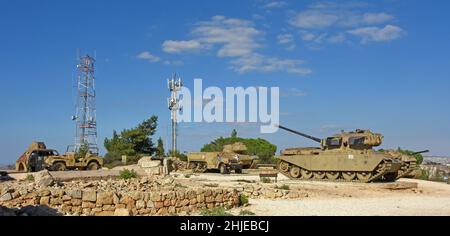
[73,55,99,154]
[167,73,183,155]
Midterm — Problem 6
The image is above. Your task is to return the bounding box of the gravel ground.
[229,179,450,216]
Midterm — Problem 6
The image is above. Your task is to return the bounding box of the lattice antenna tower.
[72,55,99,154]
[167,73,183,154]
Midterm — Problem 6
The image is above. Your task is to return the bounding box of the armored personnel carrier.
[276,125,403,182]
[187,142,258,174]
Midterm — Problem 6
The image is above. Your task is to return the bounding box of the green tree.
[75,142,89,159]
[231,129,237,138]
[104,116,158,164]
[156,137,165,157]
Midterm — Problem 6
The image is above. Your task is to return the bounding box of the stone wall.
[0,187,239,216]
[0,175,240,216]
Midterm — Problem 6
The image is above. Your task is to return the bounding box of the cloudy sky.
[0,0,449,164]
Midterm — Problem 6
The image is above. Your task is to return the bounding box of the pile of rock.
[235,183,309,199]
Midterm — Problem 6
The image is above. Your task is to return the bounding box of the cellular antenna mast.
[72,55,99,154]
[167,73,183,155]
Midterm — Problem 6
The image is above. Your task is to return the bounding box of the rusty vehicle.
[187,142,258,174]
[385,149,429,178]
[15,142,103,172]
[276,125,403,182]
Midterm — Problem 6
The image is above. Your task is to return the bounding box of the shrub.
[419,169,430,180]
[261,177,271,183]
[239,194,249,206]
[200,207,233,216]
[275,184,290,190]
[119,169,137,179]
[239,210,256,216]
[26,174,35,181]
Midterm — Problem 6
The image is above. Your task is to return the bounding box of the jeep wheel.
[235,168,243,174]
[87,162,100,170]
[51,162,66,171]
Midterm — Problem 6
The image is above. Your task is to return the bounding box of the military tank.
[385,149,428,178]
[276,125,403,182]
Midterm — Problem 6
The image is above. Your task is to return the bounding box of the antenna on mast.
[167,73,183,155]
[72,54,99,154]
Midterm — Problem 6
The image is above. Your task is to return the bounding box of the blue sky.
[1,0,449,164]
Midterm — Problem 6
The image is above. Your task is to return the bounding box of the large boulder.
[0,192,13,202]
[34,170,54,187]
[138,157,161,175]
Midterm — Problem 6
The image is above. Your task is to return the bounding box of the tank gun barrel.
[412,150,429,155]
[277,125,322,143]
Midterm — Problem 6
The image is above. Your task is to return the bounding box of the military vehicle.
[276,125,403,182]
[16,142,103,172]
[187,142,258,174]
[385,149,429,178]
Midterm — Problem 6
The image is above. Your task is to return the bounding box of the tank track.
[187,162,207,173]
[277,159,398,183]
[396,161,417,179]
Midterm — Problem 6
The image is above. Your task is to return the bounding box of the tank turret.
[278,125,383,150]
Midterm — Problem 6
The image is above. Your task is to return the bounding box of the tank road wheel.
[278,161,290,173]
[313,171,325,179]
[382,173,398,182]
[51,162,66,171]
[196,163,207,173]
[87,162,100,170]
[289,166,301,178]
[326,172,340,180]
[356,172,372,182]
[342,171,356,181]
[300,169,313,179]
[187,162,197,170]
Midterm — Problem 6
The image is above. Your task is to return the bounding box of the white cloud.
[362,13,394,24]
[191,15,261,57]
[162,15,311,75]
[263,1,287,9]
[290,9,394,29]
[136,51,160,63]
[327,33,346,44]
[163,60,184,65]
[290,10,339,29]
[300,31,317,41]
[277,33,293,44]
[230,53,311,75]
[348,25,405,43]
[162,40,203,53]
[289,3,402,46]
[280,88,307,97]
[277,33,296,50]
